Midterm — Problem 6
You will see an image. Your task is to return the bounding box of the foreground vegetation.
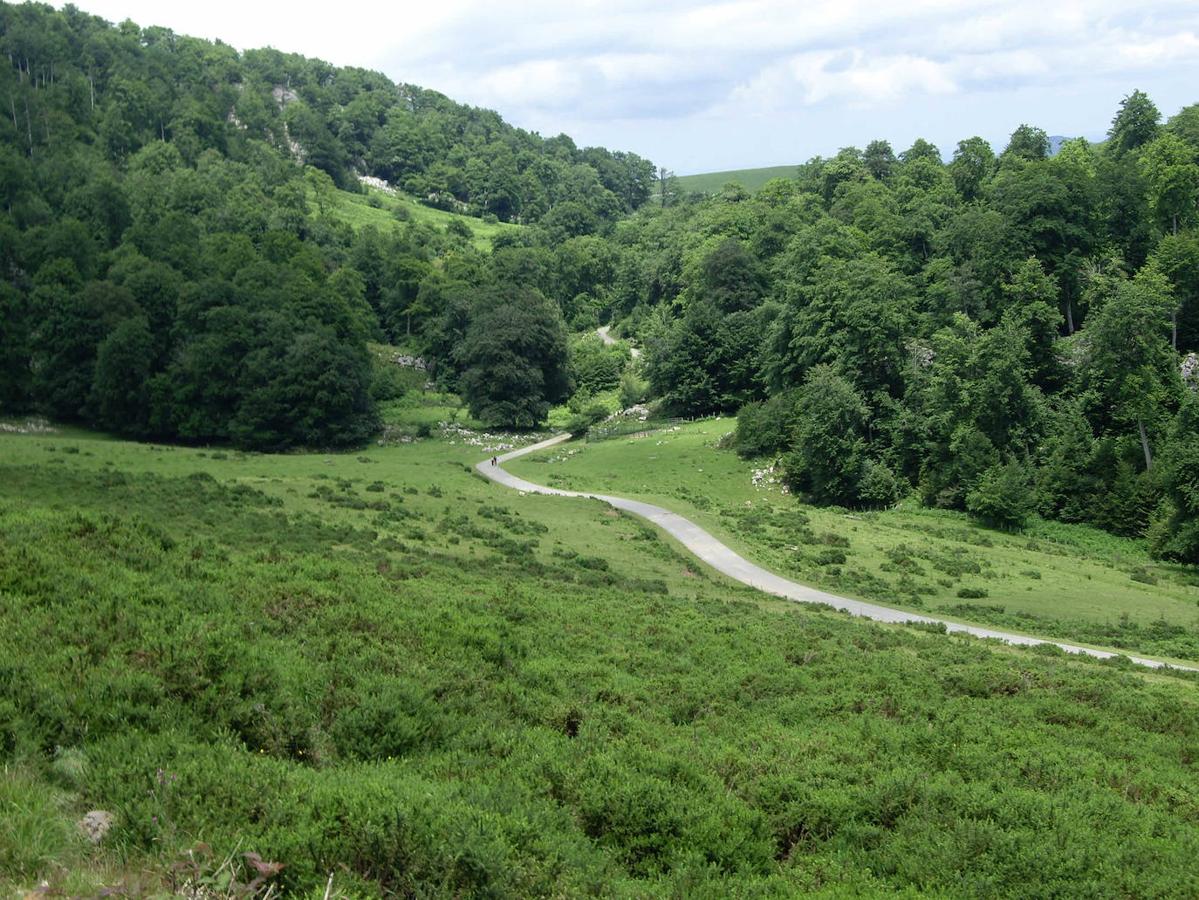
[2,422,1199,897]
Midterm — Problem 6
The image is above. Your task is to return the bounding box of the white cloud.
[722,50,958,114]
[1110,31,1199,67]
[57,0,1199,168]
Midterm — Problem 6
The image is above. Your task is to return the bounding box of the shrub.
[565,399,611,436]
[619,371,649,410]
[966,461,1036,530]
[331,680,443,760]
[957,587,989,599]
[1130,566,1158,585]
[370,364,409,402]
[858,459,904,507]
[733,390,799,458]
[571,335,626,395]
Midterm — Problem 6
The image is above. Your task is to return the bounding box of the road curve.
[478,433,1198,673]
[597,325,641,359]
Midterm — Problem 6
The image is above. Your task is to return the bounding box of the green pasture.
[508,418,1199,663]
[319,183,520,250]
[674,165,798,196]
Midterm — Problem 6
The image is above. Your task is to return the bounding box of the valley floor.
[508,418,1199,666]
[1,420,1197,897]
[489,433,1196,670]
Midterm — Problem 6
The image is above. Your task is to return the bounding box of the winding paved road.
[478,434,1198,673]
[597,325,641,359]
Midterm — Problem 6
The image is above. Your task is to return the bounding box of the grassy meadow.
[2,412,1199,896]
[319,183,521,250]
[674,165,798,196]
[508,418,1199,664]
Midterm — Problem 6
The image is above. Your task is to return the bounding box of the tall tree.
[456,287,571,428]
[1083,270,1178,469]
[949,136,995,201]
[782,365,869,505]
[863,139,896,180]
[1139,132,1199,236]
[1148,393,1199,562]
[1003,125,1050,162]
[1107,89,1161,156]
[1149,231,1199,350]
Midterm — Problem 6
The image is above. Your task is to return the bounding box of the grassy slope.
[675,165,797,195]
[507,419,1199,663]
[2,416,1198,896]
[321,183,520,250]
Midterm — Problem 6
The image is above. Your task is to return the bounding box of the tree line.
[597,94,1197,562]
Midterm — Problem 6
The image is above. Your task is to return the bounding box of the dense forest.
[607,101,1199,563]
[0,2,647,446]
[1,1,1197,563]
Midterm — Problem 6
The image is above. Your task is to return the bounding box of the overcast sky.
[63,0,1199,174]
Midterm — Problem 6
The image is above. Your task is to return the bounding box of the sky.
[61,0,1199,174]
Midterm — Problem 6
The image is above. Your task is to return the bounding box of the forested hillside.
[588,105,1199,564]
[0,2,650,447]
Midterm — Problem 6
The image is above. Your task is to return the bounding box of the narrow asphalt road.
[597,325,641,359]
[478,433,1198,673]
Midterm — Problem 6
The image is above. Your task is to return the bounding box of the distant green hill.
[674,165,797,195]
[675,135,1089,196]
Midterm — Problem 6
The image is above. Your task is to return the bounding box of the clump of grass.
[0,768,85,884]
[1130,567,1158,586]
[815,548,847,566]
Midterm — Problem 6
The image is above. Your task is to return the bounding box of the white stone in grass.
[78,810,114,844]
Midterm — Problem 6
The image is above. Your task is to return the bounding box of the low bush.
[966,461,1036,530]
[733,390,799,459]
